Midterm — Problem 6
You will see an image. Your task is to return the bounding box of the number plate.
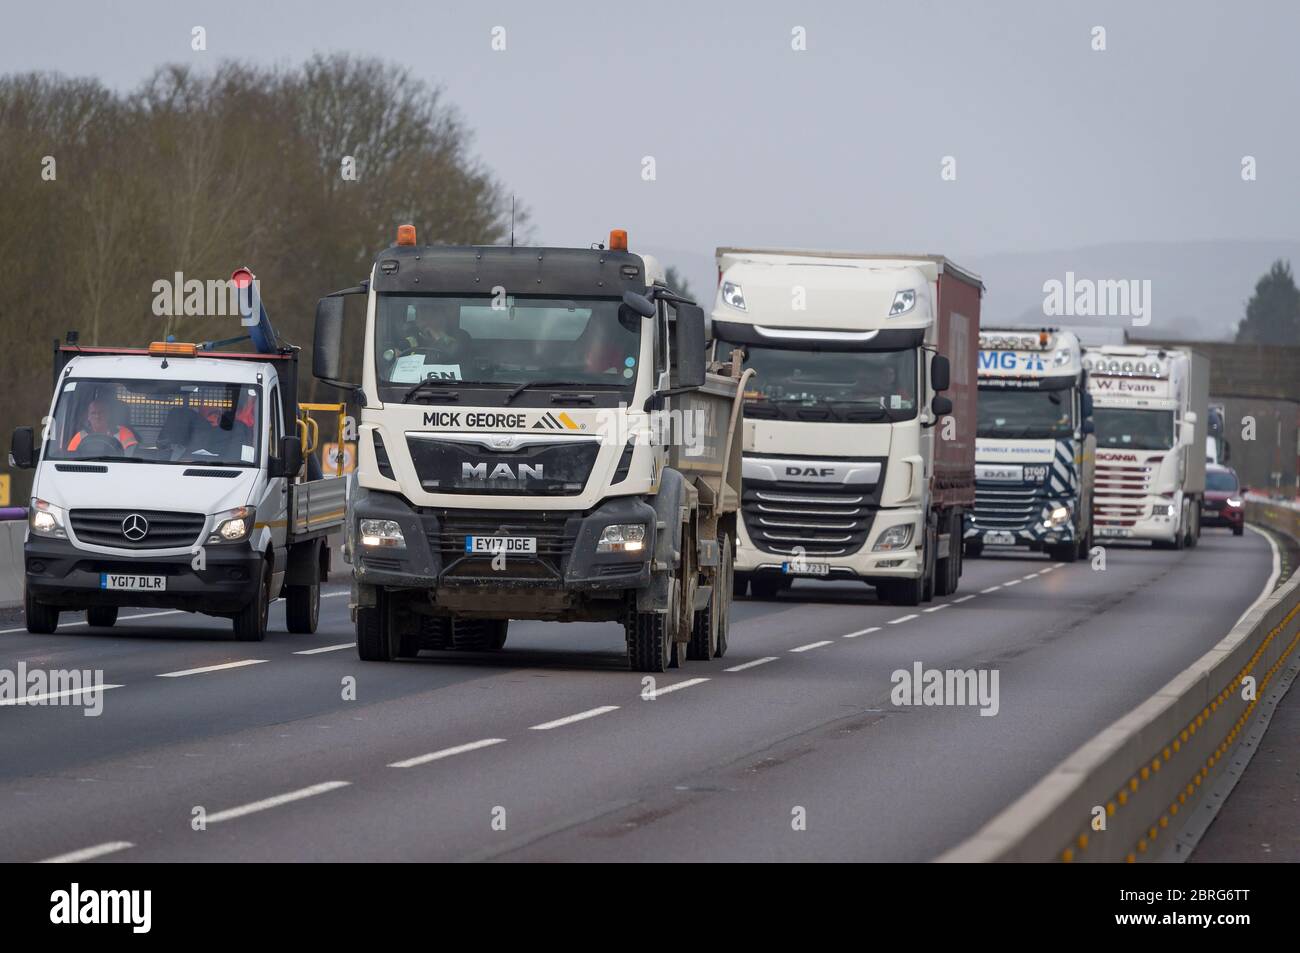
[983,531,1016,545]
[782,560,830,576]
[1097,527,1132,538]
[465,536,537,554]
[99,573,167,591]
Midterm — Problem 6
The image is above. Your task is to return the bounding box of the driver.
[67,398,139,452]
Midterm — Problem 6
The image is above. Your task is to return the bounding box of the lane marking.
[643,677,711,698]
[1052,562,1066,568]
[39,841,134,864]
[1,684,122,706]
[293,643,355,655]
[157,659,267,678]
[1003,579,1022,587]
[843,626,880,639]
[953,595,976,604]
[389,737,505,769]
[981,585,1002,594]
[1021,573,1040,580]
[790,640,834,653]
[322,591,349,598]
[887,614,918,624]
[1039,566,1056,574]
[1237,525,1282,627]
[0,609,181,635]
[530,705,619,730]
[922,604,950,613]
[205,780,351,825]
[724,656,778,672]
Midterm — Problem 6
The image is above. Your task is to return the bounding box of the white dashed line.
[39,841,134,864]
[1051,562,1066,568]
[724,656,778,672]
[887,614,918,624]
[643,678,710,698]
[321,591,349,598]
[1039,566,1056,574]
[293,643,355,655]
[530,705,619,730]
[981,585,1002,594]
[204,781,351,825]
[953,595,976,604]
[0,609,181,635]
[389,738,505,769]
[1,684,122,706]
[843,626,880,639]
[157,659,267,678]
[922,604,950,613]
[1021,573,1040,580]
[1004,579,1022,587]
[791,640,834,653]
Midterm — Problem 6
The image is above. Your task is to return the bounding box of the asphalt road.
[0,526,1273,862]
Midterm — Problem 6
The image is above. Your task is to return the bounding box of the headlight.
[1226,498,1242,508]
[1053,348,1071,367]
[359,518,406,549]
[888,289,916,316]
[30,498,67,538]
[209,506,255,543]
[721,281,746,311]
[1163,503,1176,517]
[1046,505,1070,526]
[597,523,646,554]
[872,524,913,551]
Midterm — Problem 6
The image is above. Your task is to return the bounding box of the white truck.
[311,226,746,672]
[711,249,982,606]
[963,327,1095,562]
[1084,345,1208,549]
[9,281,345,639]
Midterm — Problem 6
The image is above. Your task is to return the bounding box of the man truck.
[963,327,1095,561]
[9,270,345,639]
[711,249,982,606]
[312,226,746,672]
[1084,345,1208,548]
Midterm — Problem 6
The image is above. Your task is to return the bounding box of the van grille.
[69,509,205,550]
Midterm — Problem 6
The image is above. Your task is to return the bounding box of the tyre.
[733,571,749,600]
[24,587,59,634]
[688,538,731,661]
[921,524,936,603]
[87,605,118,628]
[420,615,453,651]
[452,618,508,652]
[934,513,960,597]
[1047,540,1079,562]
[233,560,271,642]
[285,581,320,634]
[626,603,671,672]
[356,589,398,661]
[715,538,732,658]
[963,539,984,559]
[750,575,783,600]
[1232,524,1244,537]
[876,576,922,607]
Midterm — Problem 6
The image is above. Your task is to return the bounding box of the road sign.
[322,442,356,477]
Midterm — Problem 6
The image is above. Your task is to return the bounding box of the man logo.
[121,514,149,541]
[463,462,544,481]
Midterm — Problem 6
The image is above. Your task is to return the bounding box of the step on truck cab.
[312,226,746,672]
[712,249,982,606]
[1084,345,1208,549]
[9,273,345,639]
[963,328,1096,562]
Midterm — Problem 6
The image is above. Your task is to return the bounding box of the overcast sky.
[4,0,1298,299]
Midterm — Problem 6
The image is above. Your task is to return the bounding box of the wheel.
[715,538,732,658]
[87,605,118,628]
[1047,540,1079,562]
[285,581,320,634]
[921,524,936,602]
[1173,508,1187,550]
[1076,522,1093,560]
[733,570,749,599]
[934,513,960,596]
[750,575,783,600]
[356,589,398,661]
[1232,523,1244,537]
[626,603,671,672]
[24,587,59,634]
[963,539,984,558]
[1187,505,1200,548]
[420,615,454,650]
[876,576,922,606]
[688,538,730,660]
[233,560,271,642]
[452,618,509,652]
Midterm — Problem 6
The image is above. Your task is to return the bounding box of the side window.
[270,386,282,449]
[655,300,670,377]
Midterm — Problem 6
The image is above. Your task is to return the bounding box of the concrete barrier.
[941,497,1300,862]
[0,518,26,609]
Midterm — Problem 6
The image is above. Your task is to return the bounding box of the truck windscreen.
[977,388,1074,438]
[1093,407,1175,451]
[375,294,640,400]
[716,343,917,423]
[46,378,261,466]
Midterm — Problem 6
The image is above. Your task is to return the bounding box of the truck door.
[265,383,290,560]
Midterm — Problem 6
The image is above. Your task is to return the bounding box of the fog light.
[597,524,646,554]
[360,518,406,549]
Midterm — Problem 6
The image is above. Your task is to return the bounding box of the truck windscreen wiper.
[72,455,145,463]
[503,380,621,404]
[403,377,479,403]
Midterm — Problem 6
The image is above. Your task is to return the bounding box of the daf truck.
[963,328,1095,561]
[9,272,345,639]
[312,226,747,672]
[1084,345,1208,548]
[712,249,982,606]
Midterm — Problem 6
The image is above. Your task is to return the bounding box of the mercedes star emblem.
[121,513,149,542]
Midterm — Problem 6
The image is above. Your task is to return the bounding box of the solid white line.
[981,585,1002,594]
[843,626,880,639]
[724,656,778,672]
[1236,525,1283,627]
[643,677,711,698]
[922,604,950,613]
[887,614,918,624]
[0,684,122,706]
[293,643,355,655]
[530,705,619,730]
[0,609,181,635]
[389,738,505,769]
[157,659,267,678]
[205,781,351,825]
[1004,579,1022,587]
[953,595,976,604]
[39,841,134,864]
[790,640,834,653]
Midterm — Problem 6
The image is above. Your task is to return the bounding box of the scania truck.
[9,271,345,639]
[312,226,746,672]
[963,328,1095,561]
[711,249,982,606]
[1084,345,1208,549]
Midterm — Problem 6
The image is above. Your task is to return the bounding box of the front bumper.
[1201,503,1243,528]
[735,507,924,581]
[1093,496,1181,543]
[25,536,263,612]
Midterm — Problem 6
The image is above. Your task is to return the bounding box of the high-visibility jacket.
[68,425,138,451]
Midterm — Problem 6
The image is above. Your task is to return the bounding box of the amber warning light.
[396,224,417,246]
[608,228,628,251]
[149,341,198,357]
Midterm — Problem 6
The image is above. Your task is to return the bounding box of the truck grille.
[69,509,205,550]
[429,511,578,580]
[971,482,1048,531]
[406,435,599,496]
[1094,457,1159,528]
[741,482,875,557]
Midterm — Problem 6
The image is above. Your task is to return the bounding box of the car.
[1202,464,1245,536]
